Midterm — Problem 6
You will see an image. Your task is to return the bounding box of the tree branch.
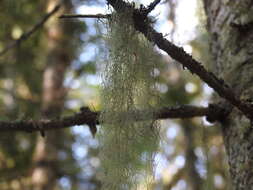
[0,4,61,57]
[0,104,227,133]
[0,108,98,132]
[144,0,162,15]
[59,14,110,19]
[106,0,253,120]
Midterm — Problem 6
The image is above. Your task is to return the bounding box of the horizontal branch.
[107,0,253,120]
[0,104,227,133]
[59,14,110,19]
[0,108,98,132]
[0,4,61,57]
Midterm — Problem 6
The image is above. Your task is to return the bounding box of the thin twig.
[59,14,110,19]
[0,105,224,132]
[0,4,61,57]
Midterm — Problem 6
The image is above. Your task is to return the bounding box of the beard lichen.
[99,10,161,190]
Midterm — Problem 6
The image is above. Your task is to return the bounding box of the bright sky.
[76,0,198,44]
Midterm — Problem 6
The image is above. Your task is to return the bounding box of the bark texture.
[203,0,253,189]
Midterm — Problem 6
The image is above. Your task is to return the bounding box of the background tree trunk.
[203,0,253,189]
[182,121,203,190]
[31,1,73,189]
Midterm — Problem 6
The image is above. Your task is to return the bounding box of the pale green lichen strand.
[99,11,161,190]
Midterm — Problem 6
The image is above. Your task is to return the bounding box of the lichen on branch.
[99,10,161,190]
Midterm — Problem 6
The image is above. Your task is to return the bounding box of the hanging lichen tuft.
[99,9,161,190]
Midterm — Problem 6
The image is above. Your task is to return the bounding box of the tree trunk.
[182,121,202,190]
[203,0,253,189]
[31,1,73,189]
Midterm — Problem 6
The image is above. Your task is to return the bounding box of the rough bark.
[203,0,253,189]
[30,0,72,189]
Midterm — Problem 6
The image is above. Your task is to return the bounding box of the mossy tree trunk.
[203,0,253,189]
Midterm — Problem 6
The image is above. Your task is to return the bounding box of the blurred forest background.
[0,0,230,190]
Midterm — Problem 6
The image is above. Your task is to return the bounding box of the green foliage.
[99,10,161,189]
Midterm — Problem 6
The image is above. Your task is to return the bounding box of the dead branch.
[59,14,110,19]
[144,0,162,15]
[0,104,225,133]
